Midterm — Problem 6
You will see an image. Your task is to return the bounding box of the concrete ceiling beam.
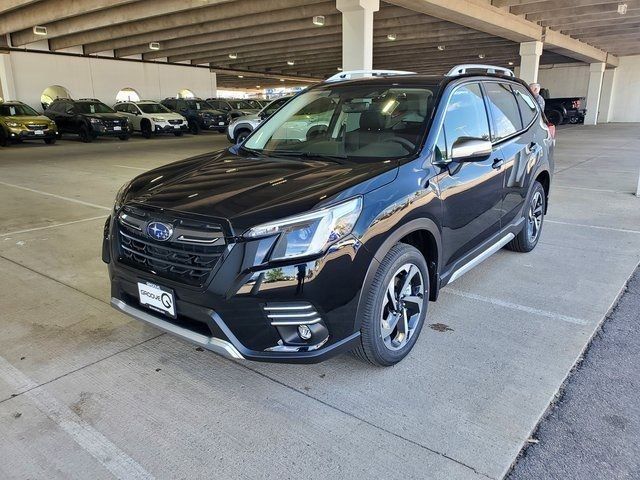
[51,0,330,51]
[1,0,137,36]
[82,1,334,54]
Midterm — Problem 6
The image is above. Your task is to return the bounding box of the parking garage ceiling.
[1,0,637,88]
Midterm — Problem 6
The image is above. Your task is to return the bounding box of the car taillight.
[547,122,556,140]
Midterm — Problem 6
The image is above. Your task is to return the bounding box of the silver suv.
[226,96,292,143]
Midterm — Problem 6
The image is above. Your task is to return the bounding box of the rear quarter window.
[512,84,538,127]
[483,82,522,141]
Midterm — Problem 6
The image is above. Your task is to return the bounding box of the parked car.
[206,98,260,120]
[0,101,58,147]
[227,96,292,143]
[44,98,132,142]
[161,97,228,134]
[114,100,188,138]
[540,88,586,125]
[105,65,554,366]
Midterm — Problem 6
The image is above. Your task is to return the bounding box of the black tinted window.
[443,83,490,157]
[512,85,538,127]
[484,82,522,141]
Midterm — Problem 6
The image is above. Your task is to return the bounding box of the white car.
[114,101,188,138]
[227,96,292,143]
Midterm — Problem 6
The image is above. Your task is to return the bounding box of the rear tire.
[353,243,429,367]
[547,110,563,126]
[506,181,546,253]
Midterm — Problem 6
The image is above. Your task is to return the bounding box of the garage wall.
[608,55,640,123]
[536,63,590,98]
[4,50,217,111]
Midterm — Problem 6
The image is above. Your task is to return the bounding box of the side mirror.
[450,137,492,161]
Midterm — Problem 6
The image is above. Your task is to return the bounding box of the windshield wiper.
[266,151,348,163]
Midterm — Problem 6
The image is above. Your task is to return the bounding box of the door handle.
[492,158,504,169]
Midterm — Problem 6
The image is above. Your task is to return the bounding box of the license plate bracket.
[137,281,176,318]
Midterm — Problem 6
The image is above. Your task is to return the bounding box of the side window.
[176,100,186,110]
[512,85,538,127]
[443,83,490,157]
[115,104,125,112]
[128,104,139,115]
[164,100,174,110]
[483,82,522,141]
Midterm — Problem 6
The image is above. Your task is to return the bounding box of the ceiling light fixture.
[312,15,325,26]
[618,3,628,14]
[508,61,514,66]
[287,60,295,66]
[149,42,160,50]
[478,53,486,59]
[280,78,285,82]
[238,75,244,78]
[437,45,445,51]
[256,85,261,88]
[387,33,397,41]
[337,67,343,71]
[33,25,48,36]
[228,53,238,59]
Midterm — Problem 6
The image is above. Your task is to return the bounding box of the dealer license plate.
[137,281,176,318]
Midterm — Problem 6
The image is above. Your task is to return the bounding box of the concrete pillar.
[519,41,543,84]
[0,53,17,101]
[597,68,616,124]
[336,0,380,71]
[584,62,606,126]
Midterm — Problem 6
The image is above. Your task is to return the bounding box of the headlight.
[243,197,362,260]
[113,181,131,212]
[6,121,22,128]
[152,117,164,122]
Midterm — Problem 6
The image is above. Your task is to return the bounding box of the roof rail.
[78,98,102,101]
[446,64,515,77]
[325,69,416,83]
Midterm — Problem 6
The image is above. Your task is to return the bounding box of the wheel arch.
[534,169,551,213]
[354,218,442,331]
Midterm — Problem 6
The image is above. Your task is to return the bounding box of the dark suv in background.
[45,99,132,142]
[105,65,554,366]
[161,97,228,134]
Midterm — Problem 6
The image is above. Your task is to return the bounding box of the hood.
[232,113,260,125]
[8,115,53,124]
[84,113,127,121]
[149,112,184,121]
[123,148,398,233]
[233,109,260,115]
[199,109,226,116]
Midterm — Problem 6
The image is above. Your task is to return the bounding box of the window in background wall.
[177,89,196,99]
[41,85,71,110]
[116,87,141,102]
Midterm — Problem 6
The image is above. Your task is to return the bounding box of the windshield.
[244,84,437,161]
[138,103,171,114]
[227,100,255,109]
[262,97,289,116]
[246,100,263,109]
[185,100,213,111]
[0,104,40,116]
[76,102,115,114]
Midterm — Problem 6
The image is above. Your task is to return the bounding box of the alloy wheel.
[527,191,544,243]
[380,263,424,351]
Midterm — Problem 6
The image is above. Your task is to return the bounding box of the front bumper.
[104,214,372,363]
[8,128,57,141]
[154,122,188,133]
[93,126,132,137]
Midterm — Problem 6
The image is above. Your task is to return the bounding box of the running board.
[448,233,515,283]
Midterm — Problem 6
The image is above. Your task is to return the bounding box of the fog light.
[298,325,312,340]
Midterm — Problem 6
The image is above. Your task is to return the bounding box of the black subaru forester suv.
[104,66,554,366]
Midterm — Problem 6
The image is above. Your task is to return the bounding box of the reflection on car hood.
[124,149,398,232]
[147,113,184,121]
[4,115,53,124]
[84,113,127,120]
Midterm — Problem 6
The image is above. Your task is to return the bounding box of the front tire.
[235,129,251,144]
[79,126,93,143]
[141,120,153,139]
[119,134,130,141]
[506,181,546,253]
[188,121,201,135]
[0,129,9,147]
[44,138,56,145]
[353,243,429,366]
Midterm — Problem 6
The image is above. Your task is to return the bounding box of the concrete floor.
[0,125,639,480]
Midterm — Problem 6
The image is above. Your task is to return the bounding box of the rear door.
[436,82,506,270]
[482,81,539,227]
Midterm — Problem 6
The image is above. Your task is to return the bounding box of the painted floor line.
[0,181,111,211]
[0,215,109,237]
[553,185,628,194]
[0,355,155,480]
[546,220,640,234]
[114,165,150,171]
[443,289,589,326]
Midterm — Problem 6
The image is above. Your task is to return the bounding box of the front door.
[435,82,505,271]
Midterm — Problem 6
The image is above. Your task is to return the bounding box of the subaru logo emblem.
[146,222,173,242]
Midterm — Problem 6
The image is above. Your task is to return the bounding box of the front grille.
[116,207,228,287]
[168,119,182,125]
[27,124,47,131]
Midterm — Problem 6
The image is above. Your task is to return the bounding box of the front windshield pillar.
[336,0,379,70]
